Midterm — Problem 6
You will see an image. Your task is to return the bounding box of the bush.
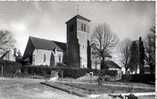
[100,69,117,77]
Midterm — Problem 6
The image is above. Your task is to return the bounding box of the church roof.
[53,40,67,51]
[66,15,91,23]
[29,36,66,51]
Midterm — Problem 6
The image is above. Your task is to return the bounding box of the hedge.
[122,74,155,84]
[22,65,118,79]
[21,65,52,76]
[0,60,22,77]
[61,68,100,78]
[21,65,99,78]
[129,74,155,84]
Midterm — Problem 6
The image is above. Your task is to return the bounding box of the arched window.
[33,55,35,63]
[59,54,61,62]
[43,54,46,62]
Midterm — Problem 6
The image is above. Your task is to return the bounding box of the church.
[23,14,120,70]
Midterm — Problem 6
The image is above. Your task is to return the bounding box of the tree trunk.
[101,57,107,70]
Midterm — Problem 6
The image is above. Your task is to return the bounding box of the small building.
[23,36,66,66]
[104,60,122,81]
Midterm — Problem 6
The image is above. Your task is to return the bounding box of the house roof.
[29,36,66,51]
[104,60,121,69]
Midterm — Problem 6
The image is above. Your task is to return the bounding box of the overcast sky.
[0,1,155,59]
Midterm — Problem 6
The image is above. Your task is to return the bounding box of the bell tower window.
[81,23,86,32]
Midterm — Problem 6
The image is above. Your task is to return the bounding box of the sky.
[0,1,155,65]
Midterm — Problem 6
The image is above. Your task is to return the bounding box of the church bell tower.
[66,15,91,68]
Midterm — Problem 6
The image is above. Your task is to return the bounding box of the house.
[103,60,122,81]
[23,36,66,66]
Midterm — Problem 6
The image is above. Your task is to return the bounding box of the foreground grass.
[0,78,155,99]
[0,78,88,99]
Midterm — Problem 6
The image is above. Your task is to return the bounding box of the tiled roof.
[29,36,66,51]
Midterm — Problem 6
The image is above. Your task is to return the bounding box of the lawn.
[0,78,88,99]
[0,78,154,99]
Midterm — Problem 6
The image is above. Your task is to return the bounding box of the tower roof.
[66,15,90,23]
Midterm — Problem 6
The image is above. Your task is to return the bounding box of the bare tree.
[0,30,15,59]
[91,23,119,69]
[119,39,132,73]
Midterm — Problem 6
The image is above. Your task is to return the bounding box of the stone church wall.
[77,19,89,68]
[32,49,64,66]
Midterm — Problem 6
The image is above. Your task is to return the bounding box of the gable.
[23,38,35,59]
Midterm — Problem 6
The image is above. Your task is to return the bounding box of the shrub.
[100,69,117,77]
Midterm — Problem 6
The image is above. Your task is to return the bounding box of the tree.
[145,26,155,74]
[91,23,119,69]
[128,41,139,73]
[139,37,145,74]
[0,30,15,59]
[0,30,15,49]
[119,39,132,73]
